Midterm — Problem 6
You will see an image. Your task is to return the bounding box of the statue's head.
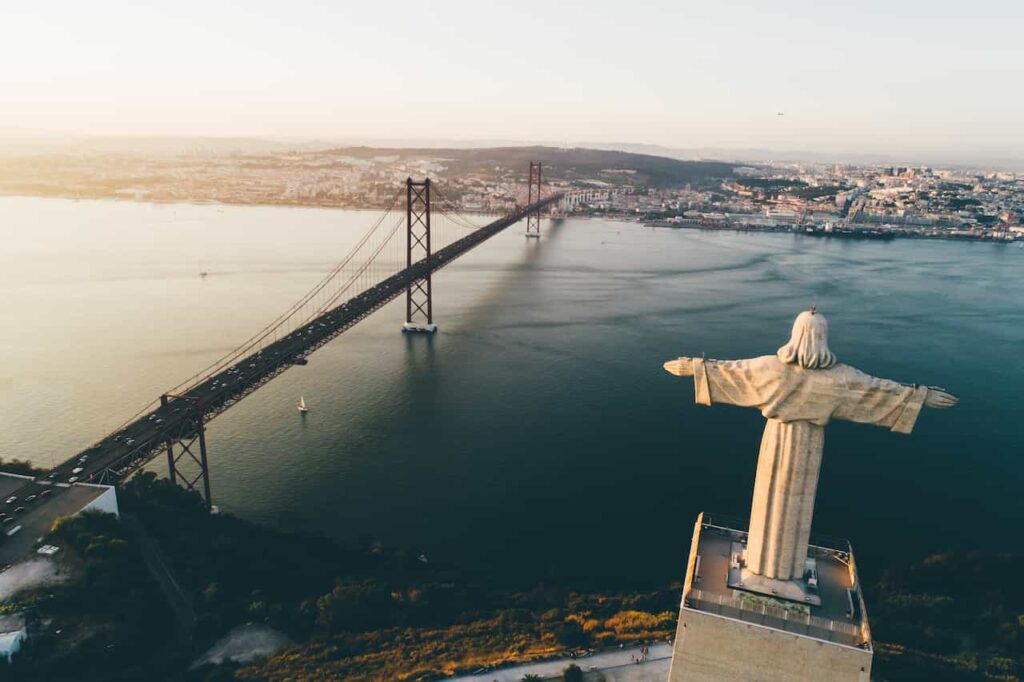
[777,309,837,369]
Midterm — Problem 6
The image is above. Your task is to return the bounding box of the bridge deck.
[0,475,111,566]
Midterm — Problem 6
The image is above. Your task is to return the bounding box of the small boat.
[200,271,209,278]
[297,395,309,413]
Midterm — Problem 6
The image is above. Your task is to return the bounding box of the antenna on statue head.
[810,294,817,315]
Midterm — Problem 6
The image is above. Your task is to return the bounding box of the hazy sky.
[2,0,1022,158]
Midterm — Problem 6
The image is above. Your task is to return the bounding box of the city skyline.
[2,0,1023,162]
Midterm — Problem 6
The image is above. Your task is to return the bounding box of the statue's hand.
[924,386,958,409]
[663,356,695,377]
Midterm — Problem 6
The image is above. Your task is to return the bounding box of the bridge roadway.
[0,194,562,523]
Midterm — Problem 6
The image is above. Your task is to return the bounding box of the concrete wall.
[79,485,119,517]
[668,608,871,682]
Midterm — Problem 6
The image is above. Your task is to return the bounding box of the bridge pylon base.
[524,232,541,239]
[161,394,213,512]
[525,161,543,238]
[402,322,438,334]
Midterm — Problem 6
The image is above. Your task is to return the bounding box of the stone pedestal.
[667,513,873,682]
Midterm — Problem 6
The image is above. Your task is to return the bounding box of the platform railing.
[685,587,866,648]
[700,512,853,555]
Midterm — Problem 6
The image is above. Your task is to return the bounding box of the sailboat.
[297,395,309,413]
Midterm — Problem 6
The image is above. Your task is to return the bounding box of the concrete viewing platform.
[682,513,871,650]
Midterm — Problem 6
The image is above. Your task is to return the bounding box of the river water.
[1,196,1021,588]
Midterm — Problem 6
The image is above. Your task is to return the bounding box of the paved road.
[448,643,672,681]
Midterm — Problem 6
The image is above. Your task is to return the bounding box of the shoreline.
[0,189,510,217]
[4,190,1018,246]
[0,189,397,214]
[642,219,1024,245]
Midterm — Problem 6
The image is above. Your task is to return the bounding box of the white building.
[0,615,26,662]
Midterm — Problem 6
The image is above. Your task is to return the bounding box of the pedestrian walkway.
[448,643,672,681]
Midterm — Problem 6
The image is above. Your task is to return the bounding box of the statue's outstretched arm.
[924,387,959,409]
[663,356,695,377]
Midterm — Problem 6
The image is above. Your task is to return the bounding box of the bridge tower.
[160,394,213,510]
[402,178,437,333]
[526,161,543,238]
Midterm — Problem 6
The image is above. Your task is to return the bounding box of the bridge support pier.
[161,394,213,511]
[526,162,543,238]
[402,177,438,333]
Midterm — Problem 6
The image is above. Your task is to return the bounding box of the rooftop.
[683,513,872,650]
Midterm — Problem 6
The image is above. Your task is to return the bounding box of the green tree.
[563,663,583,682]
[316,582,393,633]
[552,620,587,648]
[202,582,222,604]
[0,457,46,476]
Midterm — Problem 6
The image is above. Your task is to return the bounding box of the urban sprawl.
[1,147,1022,242]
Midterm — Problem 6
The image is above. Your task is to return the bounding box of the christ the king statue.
[663,310,957,582]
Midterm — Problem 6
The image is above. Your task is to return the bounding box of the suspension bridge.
[8,165,560,512]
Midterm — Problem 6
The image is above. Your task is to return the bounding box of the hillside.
[324,145,738,188]
[2,477,1020,681]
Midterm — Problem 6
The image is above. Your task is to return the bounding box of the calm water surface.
[1,196,1021,588]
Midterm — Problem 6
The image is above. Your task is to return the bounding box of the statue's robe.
[692,355,928,580]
